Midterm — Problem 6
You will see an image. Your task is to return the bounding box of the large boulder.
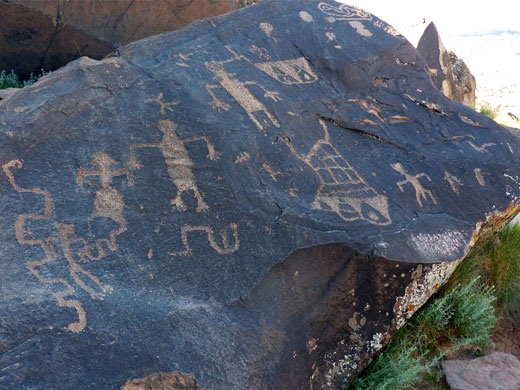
[0,0,237,78]
[0,1,519,389]
[417,22,476,107]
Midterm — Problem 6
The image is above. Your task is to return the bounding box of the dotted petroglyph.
[299,11,313,23]
[205,45,281,131]
[168,223,239,256]
[130,119,219,212]
[317,2,372,23]
[145,93,179,115]
[392,163,438,207]
[283,119,392,225]
[444,171,463,195]
[256,57,318,85]
[349,21,372,37]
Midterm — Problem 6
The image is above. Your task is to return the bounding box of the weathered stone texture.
[1,1,519,389]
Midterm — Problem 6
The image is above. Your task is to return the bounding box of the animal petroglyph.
[392,163,438,207]
[145,93,179,115]
[256,57,318,85]
[130,119,219,212]
[317,2,372,22]
[283,119,392,225]
[2,159,120,333]
[444,171,463,196]
[77,152,131,256]
[169,223,239,256]
[205,45,281,131]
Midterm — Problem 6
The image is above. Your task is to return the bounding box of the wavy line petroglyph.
[205,45,281,131]
[168,223,239,256]
[256,57,318,85]
[444,171,463,196]
[282,119,392,225]
[2,160,118,333]
[130,119,219,212]
[392,163,437,207]
[317,2,372,22]
[145,93,179,115]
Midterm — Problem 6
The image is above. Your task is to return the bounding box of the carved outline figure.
[283,119,392,225]
[255,57,318,85]
[392,163,438,207]
[130,119,219,212]
[169,223,239,256]
[205,45,281,131]
[317,2,372,22]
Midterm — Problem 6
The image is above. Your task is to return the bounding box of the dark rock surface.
[1,1,519,389]
[0,0,236,78]
[417,22,476,107]
[442,352,520,390]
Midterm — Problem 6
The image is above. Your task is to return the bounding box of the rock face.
[442,352,520,390]
[0,0,237,78]
[1,1,519,389]
[417,22,476,107]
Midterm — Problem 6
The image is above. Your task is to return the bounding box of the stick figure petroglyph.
[169,223,239,256]
[283,119,392,225]
[205,45,281,131]
[145,93,179,115]
[130,119,219,212]
[391,163,438,207]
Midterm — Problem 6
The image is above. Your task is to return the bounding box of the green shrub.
[347,277,497,390]
[0,69,49,90]
[479,107,496,119]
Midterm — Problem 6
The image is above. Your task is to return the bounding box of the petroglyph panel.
[205,45,281,131]
[2,154,132,333]
[256,57,318,85]
[283,120,392,225]
[169,223,239,256]
[392,163,437,207]
[130,119,219,212]
[317,2,372,22]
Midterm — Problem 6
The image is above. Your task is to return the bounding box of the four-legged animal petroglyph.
[205,45,281,131]
[256,57,318,85]
[77,152,132,257]
[392,163,437,207]
[130,119,219,212]
[169,223,239,256]
[283,119,392,225]
[2,159,119,333]
[317,2,372,22]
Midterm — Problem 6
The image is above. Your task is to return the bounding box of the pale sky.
[339,0,519,45]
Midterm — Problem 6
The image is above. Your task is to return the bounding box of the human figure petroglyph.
[77,152,132,258]
[130,119,219,212]
[205,45,281,131]
[255,57,318,85]
[169,223,239,256]
[282,119,392,225]
[317,2,372,22]
[145,93,179,115]
[392,163,438,207]
[2,160,115,333]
